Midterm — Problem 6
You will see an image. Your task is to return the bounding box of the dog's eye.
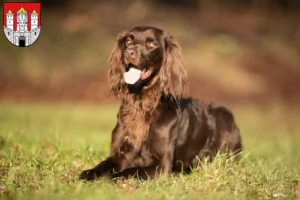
[146,42,155,48]
[126,39,132,46]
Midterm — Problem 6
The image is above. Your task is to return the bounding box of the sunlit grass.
[0,103,299,200]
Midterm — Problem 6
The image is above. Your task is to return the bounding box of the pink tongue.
[141,69,151,80]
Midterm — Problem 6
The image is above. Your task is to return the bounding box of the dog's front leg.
[110,166,159,180]
[79,157,116,181]
[110,150,174,180]
[79,121,127,181]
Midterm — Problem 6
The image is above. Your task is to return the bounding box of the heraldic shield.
[3,2,41,47]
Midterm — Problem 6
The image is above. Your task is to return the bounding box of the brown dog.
[79,26,242,181]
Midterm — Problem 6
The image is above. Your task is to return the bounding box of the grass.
[0,103,299,200]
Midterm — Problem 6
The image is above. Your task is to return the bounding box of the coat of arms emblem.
[3,2,41,47]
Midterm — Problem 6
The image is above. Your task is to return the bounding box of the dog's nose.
[125,48,136,60]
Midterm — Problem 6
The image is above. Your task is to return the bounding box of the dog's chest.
[116,136,154,170]
[119,106,151,148]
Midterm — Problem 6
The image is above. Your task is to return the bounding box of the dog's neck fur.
[119,81,163,149]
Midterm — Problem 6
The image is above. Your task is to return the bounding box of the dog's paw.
[79,169,99,181]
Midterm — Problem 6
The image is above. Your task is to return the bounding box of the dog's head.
[108,26,187,99]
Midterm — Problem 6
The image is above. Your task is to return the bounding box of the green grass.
[0,103,299,200]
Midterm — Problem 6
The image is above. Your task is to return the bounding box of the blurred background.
[0,0,300,106]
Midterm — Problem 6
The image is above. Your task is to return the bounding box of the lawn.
[0,103,299,200]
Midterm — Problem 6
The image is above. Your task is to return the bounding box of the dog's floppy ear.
[107,31,128,98]
[159,33,188,99]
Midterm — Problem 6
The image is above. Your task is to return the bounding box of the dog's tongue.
[140,69,152,80]
[124,68,142,84]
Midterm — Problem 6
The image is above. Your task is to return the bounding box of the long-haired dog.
[79,26,242,181]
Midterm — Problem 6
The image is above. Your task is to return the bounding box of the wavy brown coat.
[80,26,242,181]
